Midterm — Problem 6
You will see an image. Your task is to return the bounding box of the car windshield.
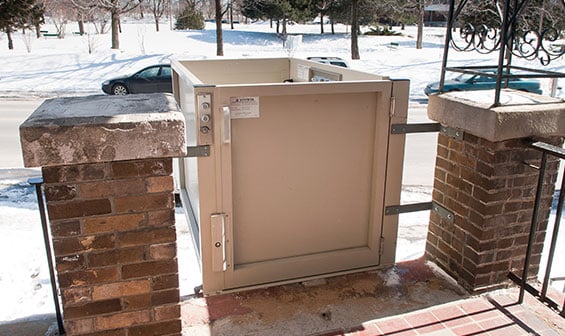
[453,73,475,82]
[453,71,498,83]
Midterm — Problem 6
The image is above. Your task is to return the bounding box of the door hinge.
[389,96,396,117]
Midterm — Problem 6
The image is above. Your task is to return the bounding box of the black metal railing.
[439,0,565,107]
[508,141,565,318]
[29,177,66,335]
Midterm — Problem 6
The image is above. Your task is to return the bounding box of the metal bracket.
[385,202,433,215]
[431,202,455,223]
[186,145,210,157]
[440,125,464,140]
[389,123,462,142]
[390,123,441,134]
[385,201,454,223]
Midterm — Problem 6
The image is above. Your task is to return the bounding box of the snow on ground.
[1,20,563,100]
[0,19,564,326]
[0,177,52,322]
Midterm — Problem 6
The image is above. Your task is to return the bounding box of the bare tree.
[415,0,423,49]
[215,0,224,55]
[44,0,77,37]
[45,0,75,38]
[374,0,426,48]
[210,0,229,55]
[72,0,96,35]
[73,0,142,49]
[149,0,169,31]
[102,0,143,49]
[71,0,110,34]
[202,0,214,19]
[350,0,359,59]
[313,0,333,34]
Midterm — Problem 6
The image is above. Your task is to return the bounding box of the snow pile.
[382,267,402,287]
[0,178,53,322]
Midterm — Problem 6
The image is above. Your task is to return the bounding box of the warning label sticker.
[230,96,260,119]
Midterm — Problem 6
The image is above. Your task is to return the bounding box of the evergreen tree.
[29,1,46,38]
[0,0,37,50]
[175,5,205,30]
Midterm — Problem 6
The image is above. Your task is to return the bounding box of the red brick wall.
[43,158,181,336]
[426,133,561,292]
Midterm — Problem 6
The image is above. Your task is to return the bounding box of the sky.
[0,18,564,333]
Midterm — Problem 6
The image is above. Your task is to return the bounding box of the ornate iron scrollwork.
[439,0,565,106]
[452,23,501,54]
[512,28,564,66]
[449,23,564,66]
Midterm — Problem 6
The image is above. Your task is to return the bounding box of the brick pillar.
[425,91,565,293]
[20,94,186,335]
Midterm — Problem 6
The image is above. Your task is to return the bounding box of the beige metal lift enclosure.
[172,58,409,295]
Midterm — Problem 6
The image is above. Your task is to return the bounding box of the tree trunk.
[111,10,120,49]
[35,23,41,38]
[7,30,14,50]
[351,0,360,59]
[320,13,324,34]
[155,17,160,32]
[416,0,424,49]
[331,18,335,34]
[538,0,546,32]
[230,2,234,29]
[215,0,224,56]
[78,19,84,35]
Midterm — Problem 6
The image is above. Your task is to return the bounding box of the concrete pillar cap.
[20,93,186,167]
[428,89,565,142]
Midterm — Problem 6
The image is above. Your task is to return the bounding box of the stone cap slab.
[428,89,565,142]
[20,93,187,167]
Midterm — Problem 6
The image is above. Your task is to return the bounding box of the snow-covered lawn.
[1,20,563,100]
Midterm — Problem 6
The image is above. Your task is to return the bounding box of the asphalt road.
[0,99,43,170]
[402,103,437,187]
[0,98,438,186]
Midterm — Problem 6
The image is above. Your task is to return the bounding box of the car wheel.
[112,84,129,95]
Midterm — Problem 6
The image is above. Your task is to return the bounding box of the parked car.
[101,64,172,95]
[307,56,349,68]
[424,70,542,96]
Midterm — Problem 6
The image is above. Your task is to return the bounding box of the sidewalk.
[0,316,57,336]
